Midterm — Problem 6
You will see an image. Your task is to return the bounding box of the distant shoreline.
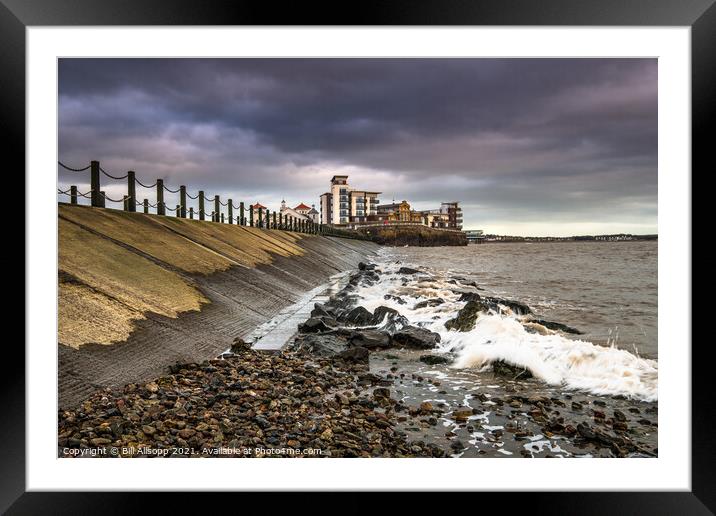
[476,235,657,243]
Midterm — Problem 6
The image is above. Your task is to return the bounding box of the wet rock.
[613,410,627,422]
[310,303,333,318]
[371,306,409,331]
[398,266,420,275]
[419,354,452,365]
[291,333,349,357]
[340,306,374,326]
[414,298,445,309]
[337,346,370,364]
[349,330,392,350]
[373,387,391,399]
[529,319,582,335]
[444,300,490,332]
[298,317,334,334]
[492,360,533,379]
[383,294,407,305]
[392,326,441,349]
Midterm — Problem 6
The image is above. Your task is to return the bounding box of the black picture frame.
[6,0,709,513]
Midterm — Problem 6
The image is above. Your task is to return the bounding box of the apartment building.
[319,175,381,226]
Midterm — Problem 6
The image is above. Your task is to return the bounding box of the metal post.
[249,204,254,227]
[221,213,225,224]
[228,200,233,224]
[180,186,187,218]
[70,185,78,205]
[240,202,245,225]
[127,171,136,212]
[214,196,220,223]
[266,209,270,229]
[278,212,283,230]
[189,207,194,219]
[199,191,205,221]
[157,179,165,215]
[90,160,101,207]
[258,207,263,228]
[272,211,277,229]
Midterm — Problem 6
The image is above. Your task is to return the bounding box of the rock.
[358,262,368,270]
[397,266,420,275]
[384,294,407,305]
[371,306,409,331]
[419,401,434,413]
[529,319,582,335]
[373,387,391,399]
[340,306,374,326]
[145,382,159,393]
[337,346,370,364]
[613,410,627,422]
[320,428,333,440]
[310,303,333,318]
[298,317,334,334]
[492,360,533,379]
[177,428,196,439]
[230,337,252,353]
[90,437,112,446]
[414,298,445,309]
[292,333,349,357]
[419,354,452,365]
[452,408,473,421]
[444,299,490,332]
[392,326,441,349]
[486,296,531,315]
[349,330,392,350]
[450,440,465,451]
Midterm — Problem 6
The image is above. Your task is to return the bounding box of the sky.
[58,58,657,236]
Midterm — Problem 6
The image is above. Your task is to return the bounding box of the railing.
[350,221,464,233]
[57,160,369,240]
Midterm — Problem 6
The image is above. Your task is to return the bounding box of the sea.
[356,241,658,402]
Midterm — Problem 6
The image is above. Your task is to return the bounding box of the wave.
[352,258,658,402]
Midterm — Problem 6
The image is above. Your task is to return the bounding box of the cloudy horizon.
[58,58,657,237]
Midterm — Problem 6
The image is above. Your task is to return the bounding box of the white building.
[280,200,320,224]
[319,175,381,226]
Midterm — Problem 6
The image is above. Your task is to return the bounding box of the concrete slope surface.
[58,204,378,408]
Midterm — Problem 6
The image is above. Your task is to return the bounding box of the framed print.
[6,0,711,512]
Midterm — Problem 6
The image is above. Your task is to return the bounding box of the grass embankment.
[58,204,311,349]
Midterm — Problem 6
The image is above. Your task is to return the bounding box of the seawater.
[353,241,658,402]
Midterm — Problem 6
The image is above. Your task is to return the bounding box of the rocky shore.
[58,261,658,458]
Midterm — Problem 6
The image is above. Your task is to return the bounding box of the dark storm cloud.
[58,58,657,235]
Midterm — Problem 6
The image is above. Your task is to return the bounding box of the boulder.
[419,354,452,365]
[339,306,374,326]
[371,306,409,331]
[444,299,490,332]
[384,294,407,305]
[310,303,333,318]
[349,330,392,350]
[291,333,349,357]
[298,317,334,334]
[492,360,533,379]
[392,326,441,349]
[414,298,445,309]
[486,296,532,315]
[337,346,370,364]
[529,319,582,335]
[397,266,420,275]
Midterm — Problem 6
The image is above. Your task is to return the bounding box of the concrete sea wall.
[58,204,379,408]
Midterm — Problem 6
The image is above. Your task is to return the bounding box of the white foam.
[444,315,657,402]
[351,258,658,402]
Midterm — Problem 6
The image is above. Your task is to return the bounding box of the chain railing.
[56,159,369,240]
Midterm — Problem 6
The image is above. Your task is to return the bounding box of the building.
[464,229,485,244]
[320,175,381,226]
[280,200,320,224]
[377,200,463,230]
